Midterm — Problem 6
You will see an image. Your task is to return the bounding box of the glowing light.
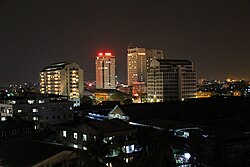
[98,52,112,56]
[184,153,191,160]
[134,93,139,97]
[138,52,146,55]
[105,52,112,56]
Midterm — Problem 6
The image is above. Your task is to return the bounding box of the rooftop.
[156,59,192,65]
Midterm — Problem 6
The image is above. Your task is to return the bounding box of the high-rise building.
[127,47,164,86]
[39,62,84,106]
[127,45,164,101]
[95,52,116,89]
[147,59,197,102]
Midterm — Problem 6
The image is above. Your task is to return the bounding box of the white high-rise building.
[40,62,84,106]
[95,52,116,89]
[147,59,197,102]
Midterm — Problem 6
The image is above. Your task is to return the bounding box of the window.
[18,109,22,113]
[82,134,87,141]
[0,131,6,137]
[6,109,11,114]
[74,132,78,139]
[33,117,38,121]
[32,108,38,113]
[63,130,67,137]
[114,114,121,119]
[38,100,45,104]
[123,144,135,153]
[28,100,35,104]
[103,137,108,143]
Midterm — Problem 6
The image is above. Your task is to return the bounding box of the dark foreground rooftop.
[0,139,73,167]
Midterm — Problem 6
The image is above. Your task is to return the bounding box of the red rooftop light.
[105,53,112,56]
[98,52,112,56]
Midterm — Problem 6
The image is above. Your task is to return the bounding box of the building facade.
[57,118,139,164]
[40,62,84,106]
[95,52,116,89]
[127,47,164,86]
[3,96,74,130]
[0,103,13,121]
[147,59,197,102]
[0,117,34,144]
[127,47,164,101]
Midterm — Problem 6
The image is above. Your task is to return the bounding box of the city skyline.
[0,0,250,85]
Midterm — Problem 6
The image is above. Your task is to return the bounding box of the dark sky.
[0,0,250,85]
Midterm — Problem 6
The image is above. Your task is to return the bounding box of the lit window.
[184,153,191,160]
[10,100,16,104]
[18,109,22,113]
[183,132,189,138]
[63,130,67,137]
[123,144,135,153]
[33,117,38,121]
[28,100,35,104]
[38,100,45,104]
[6,109,11,114]
[103,137,108,143]
[32,108,38,113]
[74,132,78,139]
[83,134,87,141]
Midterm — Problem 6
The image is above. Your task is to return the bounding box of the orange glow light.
[134,93,139,97]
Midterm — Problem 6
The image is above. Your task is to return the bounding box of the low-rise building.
[0,116,34,144]
[57,118,139,163]
[0,103,13,121]
[1,95,74,130]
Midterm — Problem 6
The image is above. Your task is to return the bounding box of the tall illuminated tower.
[95,52,116,89]
[39,62,84,106]
[127,44,164,100]
[127,46,164,86]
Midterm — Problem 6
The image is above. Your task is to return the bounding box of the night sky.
[0,0,250,85]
